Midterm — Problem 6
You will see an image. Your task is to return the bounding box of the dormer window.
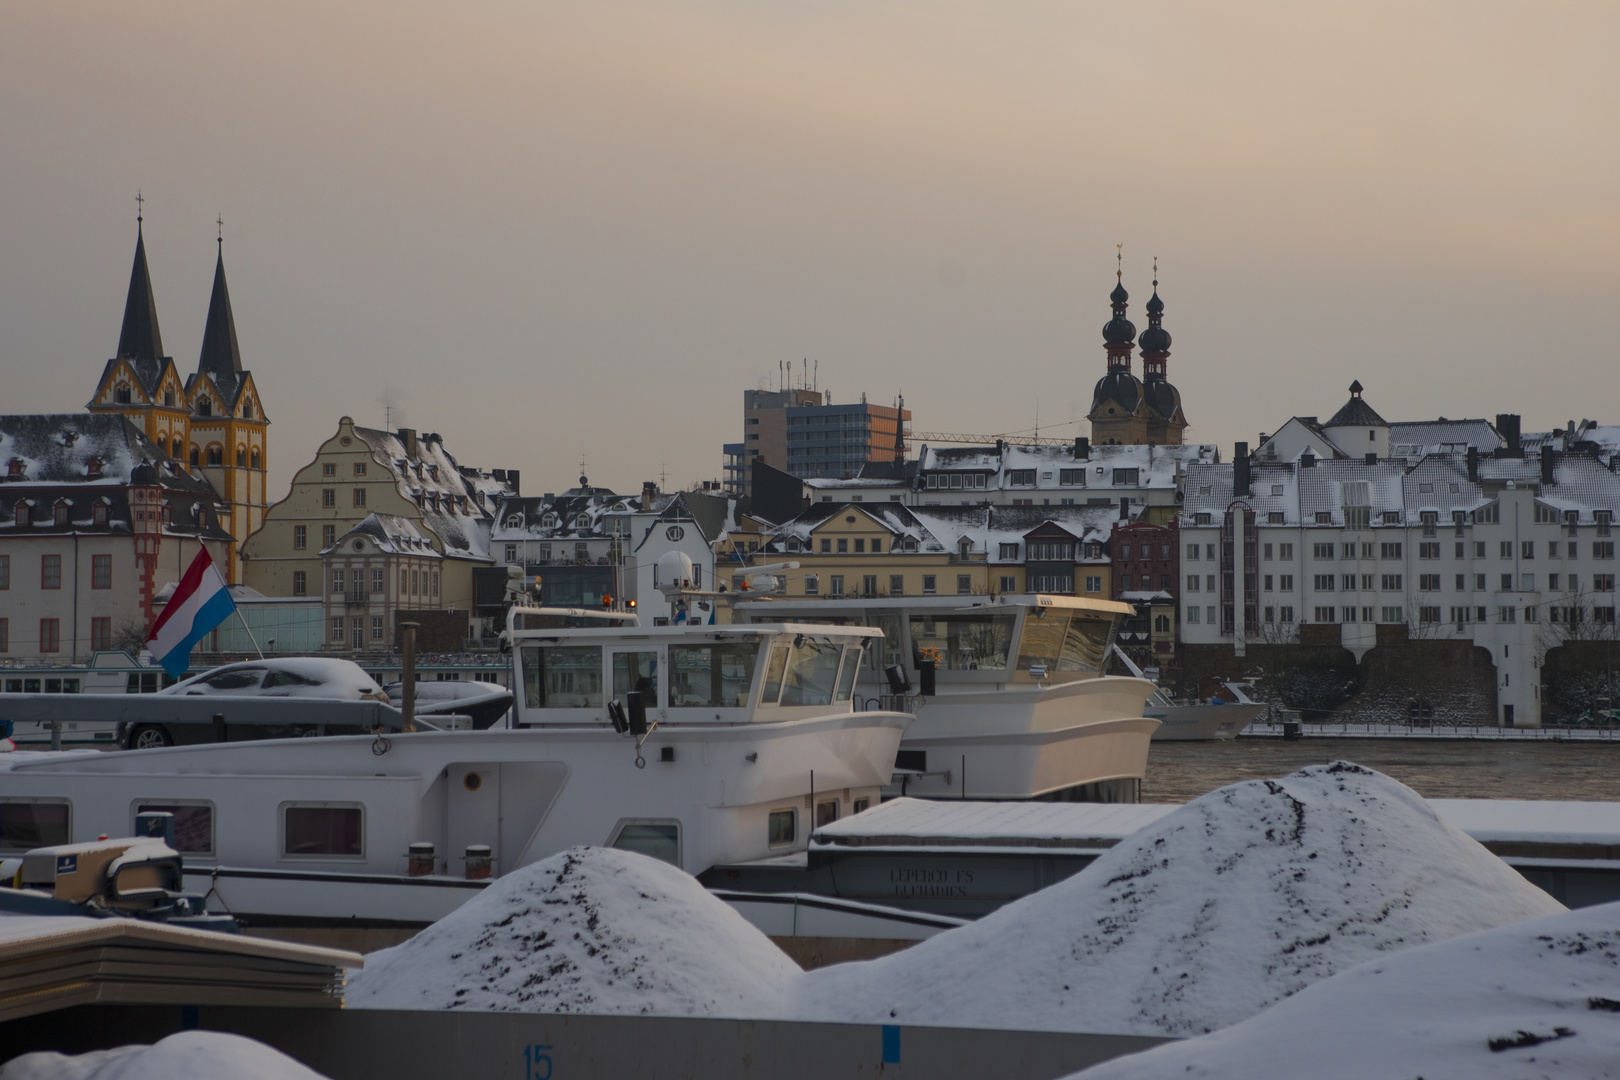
[92,502,108,526]
[85,457,103,478]
[541,513,558,528]
[6,459,22,479]
[506,516,522,527]
[14,503,29,526]
[54,503,69,527]
[575,514,590,529]
[164,391,175,407]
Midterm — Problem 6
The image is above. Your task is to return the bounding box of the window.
[92,502,108,526]
[371,616,384,640]
[322,525,335,548]
[189,447,199,466]
[1187,543,1201,561]
[1186,605,1201,624]
[1187,574,1201,592]
[1519,540,1535,560]
[41,555,61,589]
[90,617,110,651]
[1596,542,1616,560]
[1060,469,1086,485]
[1263,606,1274,623]
[1381,574,1403,590]
[836,538,848,553]
[1596,575,1616,593]
[829,574,845,597]
[1314,606,1336,623]
[610,821,682,866]
[999,542,1020,559]
[371,569,384,593]
[671,643,762,708]
[1084,576,1102,592]
[91,554,111,589]
[353,462,367,477]
[1339,542,1355,559]
[1455,574,1467,591]
[353,488,367,508]
[1279,543,1294,560]
[205,445,223,466]
[322,463,336,477]
[818,539,831,553]
[322,489,336,508]
[1500,573,1514,590]
[0,799,70,850]
[0,618,7,651]
[804,575,819,595]
[1419,574,1440,591]
[893,575,907,596]
[871,538,883,553]
[1499,541,1512,559]
[251,449,261,470]
[769,809,796,848]
[1342,574,1357,591]
[1382,512,1402,525]
[1381,543,1403,559]
[236,447,247,467]
[1474,542,1487,557]
[1419,543,1440,560]
[1009,470,1036,486]
[1315,512,1333,525]
[1195,513,1212,526]
[1380,606,1402,623]
[332,569,345,593]
[1279,575,1294,591]
[1313,543,1334,560]
[1263,575,1273,591]
[135,802,214,856]
[922,575,936,594]
[1279,606,1295,622]
[293,571,307,597]
[957,575,972,594]
[281,803,363,858]
[40,618,60,653]
[1112,468,1139,486]
[294,525,307,550]
[1522,573,1535,591]
[1313,575,1336,591]
[853,538,865,554]
[1419,606,1441,623]
[331,617,344,642]
[0,555,7,589]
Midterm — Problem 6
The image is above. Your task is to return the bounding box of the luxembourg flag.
[147,548,237,678]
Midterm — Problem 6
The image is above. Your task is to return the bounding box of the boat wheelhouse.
[0,619,909,931]
[733,594,1159,802]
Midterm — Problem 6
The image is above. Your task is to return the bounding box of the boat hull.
[1147,704,1262,741]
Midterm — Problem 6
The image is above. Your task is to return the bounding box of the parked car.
[381,679,514,730]
[117,659,392,749]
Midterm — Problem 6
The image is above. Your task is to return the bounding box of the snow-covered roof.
[916,442,1217,493]
[327,513,442,558]
[1388,418,1501,459]
[349,426,513,561]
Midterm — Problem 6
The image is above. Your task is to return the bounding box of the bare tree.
[111,618,149,657]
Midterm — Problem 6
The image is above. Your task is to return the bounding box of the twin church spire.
[1087,254,1187,446]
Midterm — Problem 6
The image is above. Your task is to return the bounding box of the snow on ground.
[1067,900,1620,1080]
[346,846,801,1015]
[0,1032,330,1080]
[790,762,1566,1036]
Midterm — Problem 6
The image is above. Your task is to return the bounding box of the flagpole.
[236,605,265,660]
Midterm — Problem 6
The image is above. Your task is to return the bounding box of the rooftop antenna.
[779,359,783,391]
[814,358,819,393]
[787,360,792,394]
[660,461,667,489]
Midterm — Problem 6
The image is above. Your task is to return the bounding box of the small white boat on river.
[734,594,1159,801]
[0,614,908,930]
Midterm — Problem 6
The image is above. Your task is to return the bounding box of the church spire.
[197,226,242,382]
[116,199,165,371]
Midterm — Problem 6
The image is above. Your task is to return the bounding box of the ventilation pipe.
[1074,437,1090,460]
[1233,442,1251,497]
[1467,446,1479,482]
[1541,446,1556,487]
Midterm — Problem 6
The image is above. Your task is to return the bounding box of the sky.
[3,1,1617,501]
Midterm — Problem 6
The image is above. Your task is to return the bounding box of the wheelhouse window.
[520,646,604,709]
[760,645,790,704]
[908,613,1016,671]
[1015,613,1112,675]
[609,820,680,866]
[778,639,844,707]
[669,643,759,708]
[611,651,660,702]
[280,803,363,858]
[134,802,215,856]
[834,646,863,701]
[0,799,70,850]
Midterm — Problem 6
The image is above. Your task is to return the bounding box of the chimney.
[492,468,506,482]
[1541,446,1556,487]
[507,469,520,495]
[1300,451,1316,469]
[1075,437,1090,460]
[1119,497,1130,521]
[1233,441,1250,497]
[1365,452,1377,466]
[1467,446,1479,482]
[397,428,418,458]
[1495,414,1521,456]
[642,480,657,506]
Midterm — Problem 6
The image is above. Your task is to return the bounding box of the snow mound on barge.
[0,1031,331,1080]
[346,846,800,1015]
[792,762,1565,1036]
[1066,900,1620,1080]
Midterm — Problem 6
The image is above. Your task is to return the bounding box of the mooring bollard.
[408,841,436,877]
[465,844,492,880]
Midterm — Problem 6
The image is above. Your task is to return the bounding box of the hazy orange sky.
[4,2,1617,498]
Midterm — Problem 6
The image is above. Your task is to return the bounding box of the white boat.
[0,615,909,930]
[1107,646,1257,742]
[733,594,1159,801]
[0,651,167,748]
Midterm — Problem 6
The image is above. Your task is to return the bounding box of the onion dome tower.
[1087,247,1152,445]
[1139,260,1187,445]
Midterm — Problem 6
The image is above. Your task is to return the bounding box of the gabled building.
[0,413,231,661]
[320,514,444,653]
[241,417,515,619]
[87,218,269,581]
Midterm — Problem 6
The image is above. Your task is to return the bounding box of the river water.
[1143,738,1620,803]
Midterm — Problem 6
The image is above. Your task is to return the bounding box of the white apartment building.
[1179,446,1620,728]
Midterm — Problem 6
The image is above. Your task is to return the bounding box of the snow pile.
[791,762,1565,1035]
[347,846,800,1015]
[1067,901,1620,1080]
[0,1031,330,1080]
